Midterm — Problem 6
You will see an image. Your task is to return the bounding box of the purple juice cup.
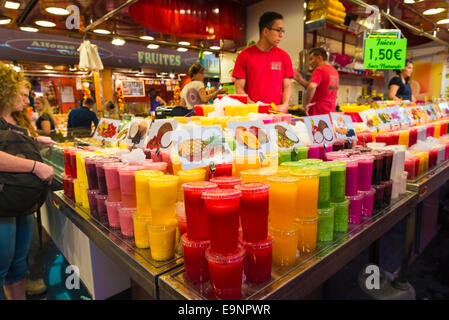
[361,188,375,217]
[350,155,374,191]
[347,192,363,224]
[340,159,359,197]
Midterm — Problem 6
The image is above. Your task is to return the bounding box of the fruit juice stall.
[45,96,449,299]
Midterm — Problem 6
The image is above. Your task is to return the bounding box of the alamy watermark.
[65,265,80,290]
[364,264,380,290]
[65,5,80,30]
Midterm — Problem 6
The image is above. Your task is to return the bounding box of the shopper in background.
[294,47,339,116]
[67,97,99,131]
[103,100,119,119]
[0,63,54,300]
[232,11,293,113]
[388,59,415,102]
[148,88,167,113]
[34,96,56,136]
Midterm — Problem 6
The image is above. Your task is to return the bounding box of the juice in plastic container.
[85,156,100,190]
[332,199,349,233]
[133,214,151,248]
[181,234,210,283]
[347,193,363,224]
[373,184,385,210]
[104,162,127,202]
[350,155,374,191]
[176,169,206,201]
[240,236,273,284]
[291,146,309,161]
[118,207,135,238]
[269,224,299,267]
[317,206,335,242]
[267,176,300,229]
[210,176,241,190]
[105,200,121,229]
[290,169,320,219]
[340,159,358,197]
[95,194,108,224]
[361,188,375,217]
[87,189,99,216]
[135,170,164,216]
[118,166,144,208]
[296,218,318,253]
[148,175,179,226]
[148,221,177,261]
[327,161,347,203]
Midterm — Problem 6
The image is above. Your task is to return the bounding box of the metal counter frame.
[159,191,418,300]
[53,190,184,299]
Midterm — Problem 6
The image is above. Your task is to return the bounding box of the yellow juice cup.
[290,169,320,219]
[148,175,179,225]
[233,155,261,176]
[203,105,215,116]
[240,167,278,182]
[173,116,187,124]
[297,218,318,253]
[133,214,152,249]
[267,175,300,229]
[398,130,410,148]
[434,123,441,138]
[135,170,164,216]
[73,179,82,207]
[176,168,206,201]
[269,223,300,267]
[147,221,177,261]
[80,183,90,211]
[171,154,182,175]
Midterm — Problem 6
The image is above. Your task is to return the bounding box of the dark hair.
[188,63,205,79]
[149,88,158,102]
[395,59,413,76]
[105,100,115,110]
[259,12,283,35]
[309,48,328,61]
[83,98,95,107]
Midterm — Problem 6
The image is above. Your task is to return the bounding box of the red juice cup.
[381,151,394,182]
[181,234,211,283]
[118,166,144,208]
[340,159,358,196]
[183,182,218,240]
[429,148,438,169]
[105,200,121,229]
[210,176,242,189]
[85,156,100,190]
[62,173,74,200]
[104,162,127,202]
[87,189,99,217]
[95,194,108,224]
[69,149,78,179]
[332,140,345,151]
[413,156,420,178]
[361,188,375,217]
[207,162,233,179]
[350,155,374,191]
[373,184,385,211]
[426,125,435,137]
[409,128,418,147]
[235,182,270,242]
[202,189,242,254]
[347,192,363,224]
[118,207,136,238]
[63,148,73,176]
[239,236,273,284]
[404,158,416,180]
[381,180,393,207]
[96,158,119,195]
[205,246,246,300]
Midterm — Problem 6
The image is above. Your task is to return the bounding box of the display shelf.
[159,191,418,300]
[338,70,384,80]
[53,190,184,299]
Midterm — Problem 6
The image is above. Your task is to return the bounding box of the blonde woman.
[34,96,56,136]
[0,63,54,300]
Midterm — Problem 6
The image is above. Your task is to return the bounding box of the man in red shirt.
[294,48,339,116]
[232,12,294,113]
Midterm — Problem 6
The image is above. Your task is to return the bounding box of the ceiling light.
[13,65,21,72]
[4,1,20,10]
[140,35,154,41]
[180,73,187,76]
[20,26,38,32]
[403,0,414,3]
[203,51,213,55]
[93,29,111,34]
[180,9,185,14]
[213,8,219,14]
[437,18,449,24]
[45,7,70,15]
[45,65,53,70]
[178,41,190,46]
[35,20,56,27]
[112,37,125,46]
[147,44,159,49]
[423,8,446,15]
[0,17,11,25]
[177,47,188,52]
[209,45,220,50]
[169,73,175,79]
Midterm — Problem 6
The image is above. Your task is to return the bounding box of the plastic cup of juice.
[87,189,99,217]
[266,176,300,229]
[233,155,261,177]
[148,175,179,226]
[296,217,318,253]
[347,193,363,224]
[73,179,82,207]
[290,169,320,219]
[361,188,375,217]
[207,162,233,179]
[118,166,144,208]
[381,180,393,207]
[317,206,335,242]
[381,151,394,182]
[325,151,348,161]
[209,176,241,190]
[104,162,127,202]
[181,234,211,283]
[171,154,182,175]
[278,149,292,164]
[350,155,374,191]
[326,161,347,203]
[133,214,152,249]
[332,199,349,233]
[373,184,385,211]
[105,200,121,229]
[96,158,119,195]
[118,207,136,238]
[62,173,74,200]
[308,145,324,159]
[63,148,73,176]
[206,246,246,300]
[95,194,108,224]
[148,221,178,261]
[177,168,206,201]
[239,236,273,284]
[135,170,164,216]
[183,182,218,240]
[292,146,309,161]
[404,157,416,180]
[69,149,78,179]
[279,161,306,171]
[371,152,383,186]
[339,159,359,197]
[269,223,300,267]
[85,156,100,190]
[306,165,331,208]
[202,189,242,254]
[235,182,270,242]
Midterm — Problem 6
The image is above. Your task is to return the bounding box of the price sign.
[364,38,407,70]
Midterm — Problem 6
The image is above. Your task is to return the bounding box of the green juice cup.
[278,149,293,165]
[332,199,349,233]
[292,146,309,161]
[280,161,306,171]
[326,161,347,203]
[317,206,335,242]
[306,164,331,208]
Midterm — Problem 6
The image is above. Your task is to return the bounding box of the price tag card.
[226,121,276,156]
[145,119,178,151]
[303,114,336,145]
[330,113,357,141]
[172,125,233,170]
[124,117,152,148]
[386,106,403,125]
[93,118,121,141]
[417,106,431,122]
[358,109,383,131]
[266,122,304,151]
[438,102,449,117]
[375,107,394,127]
[397,107,412,124]
[364,38,407,70]
[424,104,440,120]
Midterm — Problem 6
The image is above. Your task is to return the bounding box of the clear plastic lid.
[103,162,127,170]
[235,182,270,193]
[210,176,242,186]
[134,170,164,178]
[304,165,330,176]
[148,174,178,183]
[183,181,218,192]
[181,233,211,248]
[350,154,375,162]
[201,188,242,200]
[205,246,245,264]
[147,219,178,231]
[373,184,385,191]
[266,175,300,184]
[318,206,335,216]
[178,168,206,177]
[326,160,347,169]
[132,214,151,222]
[239,235,273,250]
[289,168,320,178]
[280,161,306,170]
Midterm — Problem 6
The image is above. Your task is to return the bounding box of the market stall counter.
[158,191,418,300]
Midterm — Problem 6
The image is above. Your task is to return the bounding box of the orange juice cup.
[240,168,278,183]
[269,223,300,267]
[233,155,261,177]
[176,169,206,201]
[267,176,300,229]
[133,214,152,249]
[148,175,179,226]
[290,169,320,219]
[147,220,178,261]
[297,217,318,253]
[135,170,164,216]
[170,154,183,175]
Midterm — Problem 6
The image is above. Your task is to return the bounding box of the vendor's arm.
[304,82,317,107]
[234,78,255,104]
[294,69,310,88]
[157,96,167,106]
[0,151,54,182]
[278,78,292,113]
[388,85,402,102]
